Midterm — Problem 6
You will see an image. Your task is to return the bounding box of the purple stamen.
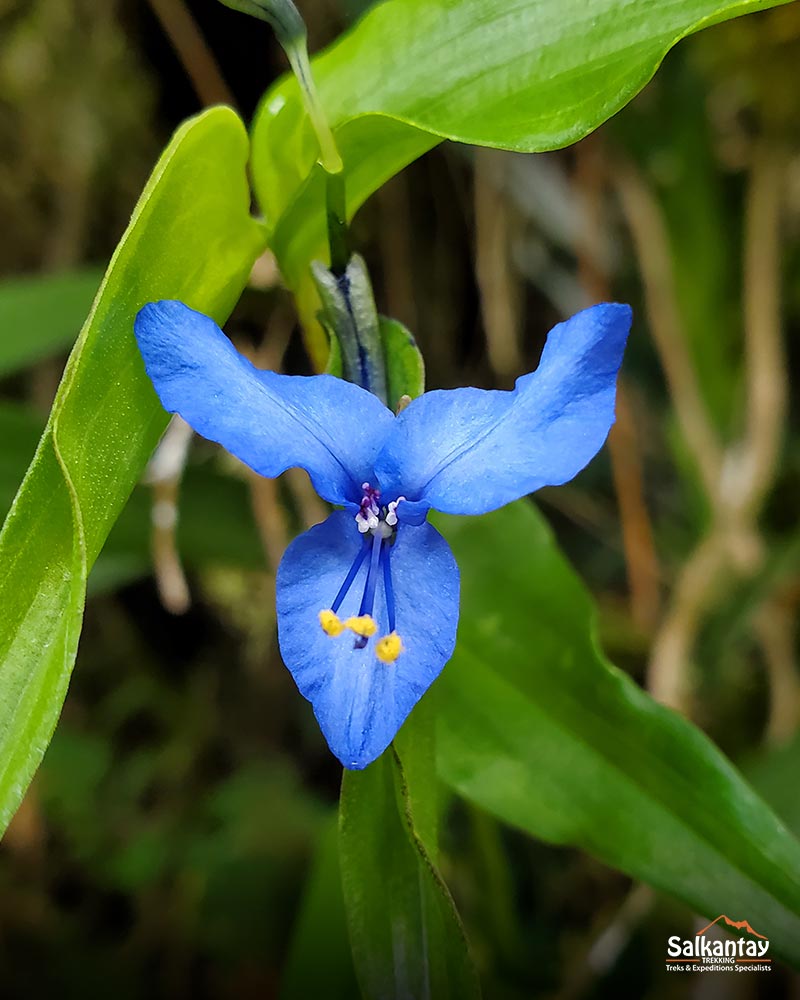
[356,482,382,534]
[381,543,396,634]
[354,529,383,649]
[360,482,381,509]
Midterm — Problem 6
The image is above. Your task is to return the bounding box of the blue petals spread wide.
[135,300,632,768]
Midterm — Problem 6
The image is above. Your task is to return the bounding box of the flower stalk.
[217,0,346,259]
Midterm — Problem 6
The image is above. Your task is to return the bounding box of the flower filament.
[318,484,405,662]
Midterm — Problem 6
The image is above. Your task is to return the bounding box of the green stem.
[284,40,343,175]
[325,170,349,275]
[218,0,343,174]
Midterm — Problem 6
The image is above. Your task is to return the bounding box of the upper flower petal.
[135,300,395,505]
[374,303,631,515]
[276,510,459,769]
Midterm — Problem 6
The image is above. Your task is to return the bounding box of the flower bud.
[216,0,305,49]
[312,254,388,405]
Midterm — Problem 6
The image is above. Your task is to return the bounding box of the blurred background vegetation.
[1,1,800,997]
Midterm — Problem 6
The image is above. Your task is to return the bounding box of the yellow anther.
[344,615,378,638]
[375,632,404,664]
[319,609,345,637]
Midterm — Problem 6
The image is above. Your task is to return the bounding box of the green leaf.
[0,268,103,377]
[381,316,425,410]
[0,402,268,598]
[435,502,800,965]
[0,106,266,835]
[339,707,481,1000]
[251,0,791,294]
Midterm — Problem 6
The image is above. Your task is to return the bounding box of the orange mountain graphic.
[696,915,767,940]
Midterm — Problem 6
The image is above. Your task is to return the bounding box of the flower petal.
[276,510,459,769]
[135,300,394,505]
[374,303,631,515]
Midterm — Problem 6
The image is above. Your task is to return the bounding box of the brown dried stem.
[754,595,800,746]
[736,143,788,520]
[147,415,195,614]
[618,148,791,720]
[646,532,728,710]
[575,140,661,632]
[474,149,523,379]
[146,0,237,108]
[606,387,662,634]
[615,160,724,502]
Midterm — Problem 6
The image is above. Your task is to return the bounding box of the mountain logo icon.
[696,915,767,940]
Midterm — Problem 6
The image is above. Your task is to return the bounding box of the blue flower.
[134,300,631,769]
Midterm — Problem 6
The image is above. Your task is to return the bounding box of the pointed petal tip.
[317,706,396,772]
[336,746,383,771]
[581,300,633,333]
[133,302,394,505]
[594,302,633,354]
[374,301,632,515]
[595,300,632,317]
[135,298,177,320]
[134,298,198,333]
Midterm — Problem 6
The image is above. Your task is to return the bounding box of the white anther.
[385,496,406,527]
[356,510,381,533]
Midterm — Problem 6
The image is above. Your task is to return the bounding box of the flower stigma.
[318,483,406,662]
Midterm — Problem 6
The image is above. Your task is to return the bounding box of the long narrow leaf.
[0,107,266,834]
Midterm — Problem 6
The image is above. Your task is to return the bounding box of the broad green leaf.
[251,0,791,297]
[436,502,800,965]
[340,706,481,1000]
[0,106,266,835]
[0,268,103,377]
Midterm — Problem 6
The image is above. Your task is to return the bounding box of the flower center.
[318,483,405,663]
[355,482,404,538]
